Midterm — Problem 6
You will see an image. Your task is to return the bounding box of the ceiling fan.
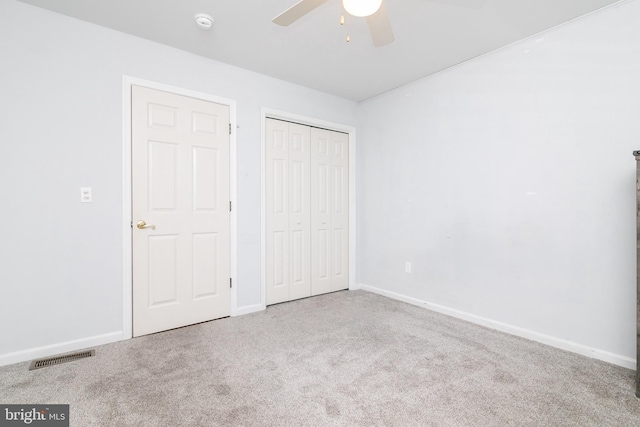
[272,0,487,47]
[273,0,394,47]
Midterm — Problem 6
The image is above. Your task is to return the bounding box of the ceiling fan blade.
[273,0,329,26]
[366,0,394,47]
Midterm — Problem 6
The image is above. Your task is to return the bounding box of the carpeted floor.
[1,290,639,426]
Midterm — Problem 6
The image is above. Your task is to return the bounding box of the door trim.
[122,76,238,340]
[260,108,357,310]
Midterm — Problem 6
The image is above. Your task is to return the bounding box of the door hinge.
[130,221,133,228]
[229,201,232,212]
[229,123,232,135]
[230,278,232,288]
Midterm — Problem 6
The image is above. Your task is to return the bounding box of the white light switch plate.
[80,187,92,203]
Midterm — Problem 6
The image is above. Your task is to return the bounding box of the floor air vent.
[29,349,95,370]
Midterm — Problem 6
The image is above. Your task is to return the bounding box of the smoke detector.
[194,13,214,30]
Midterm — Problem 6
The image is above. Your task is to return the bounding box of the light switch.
[80,187,92,203]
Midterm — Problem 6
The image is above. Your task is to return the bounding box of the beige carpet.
[1,290,639,426]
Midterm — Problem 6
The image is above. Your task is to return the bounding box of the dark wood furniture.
[633,151,640,397]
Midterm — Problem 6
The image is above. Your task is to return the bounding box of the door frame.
[260,108,357,310]
[122,76,238,340]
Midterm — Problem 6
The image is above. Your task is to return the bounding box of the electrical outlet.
[80,187,92,203]
[405,262,412,273]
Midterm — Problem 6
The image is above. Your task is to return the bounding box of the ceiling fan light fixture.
[342,0,382,17]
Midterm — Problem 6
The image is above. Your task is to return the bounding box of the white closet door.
[266,119,311,305]
[310,128,332,295]
[288,123,312,300]
[330,131,349,291]
[311,128,349,295]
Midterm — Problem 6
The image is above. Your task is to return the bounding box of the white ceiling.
[18,0,622,101]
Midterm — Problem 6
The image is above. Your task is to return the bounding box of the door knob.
[136,220,156,230]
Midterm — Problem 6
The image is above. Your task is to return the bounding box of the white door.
[132,85,230,337]
[311,128,349,295]
[266,118,348,305]
[265,119,312,305]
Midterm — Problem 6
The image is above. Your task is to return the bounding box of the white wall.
[0,0,357,363]
[357,0,640,365]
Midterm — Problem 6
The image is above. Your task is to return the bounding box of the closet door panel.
[330,131,349,291]
[288,123,312,300]
[311,128,332,296]
[266,119,290,304]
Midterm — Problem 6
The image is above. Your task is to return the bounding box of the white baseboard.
[233,303,264,317]
[2,303,265,367]
[0,331,123,368]
[357,284,636,370]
